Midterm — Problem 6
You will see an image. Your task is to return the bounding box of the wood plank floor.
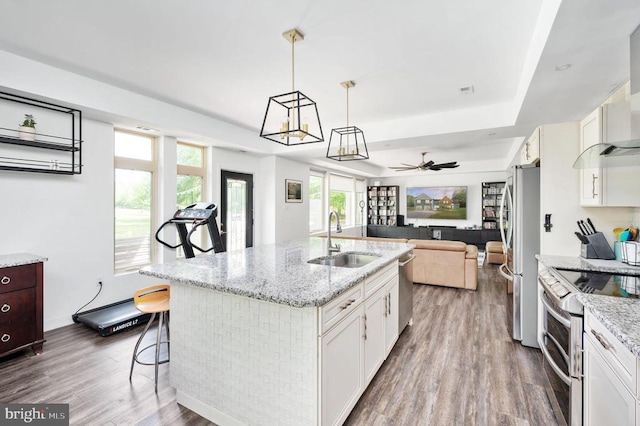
[0,264,561,425]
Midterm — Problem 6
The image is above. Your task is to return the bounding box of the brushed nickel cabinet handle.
[591,174,598,198]
[1,276,10,285]
[383,295,388,317]
[0,304,9,313]
[591,329,611,350]
[1,334,10,343]
[339,298,356,310]
[387,293,391,316]
[364,314,367,341]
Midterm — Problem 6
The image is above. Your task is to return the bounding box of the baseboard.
[176,390,245,426]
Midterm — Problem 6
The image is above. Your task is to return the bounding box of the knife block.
[580,244,598,259]
[580,232,615,260]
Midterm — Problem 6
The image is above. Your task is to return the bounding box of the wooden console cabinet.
[0,255,46,358]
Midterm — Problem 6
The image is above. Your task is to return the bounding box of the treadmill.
[73,203,225,336]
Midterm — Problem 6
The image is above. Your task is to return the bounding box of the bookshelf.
[367,185,399,226]
[482,181,507,230]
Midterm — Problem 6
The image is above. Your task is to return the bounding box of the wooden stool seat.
[130,284,170,393]
[133,285,170,313]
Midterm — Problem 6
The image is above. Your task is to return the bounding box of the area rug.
[477,250,486,268]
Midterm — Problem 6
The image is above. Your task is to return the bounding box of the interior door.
[220,170,253,251]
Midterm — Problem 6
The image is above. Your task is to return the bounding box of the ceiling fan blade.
[400,163,418,167]
[389,166,418,170]
[438,163,460,169]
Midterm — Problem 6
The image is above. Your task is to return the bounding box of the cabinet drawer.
[0,264,36,294]
[0,288,35,325]
[585,312,636,394]
[0,322,36,354]
[364,261,397,299]
[320,284,363,334]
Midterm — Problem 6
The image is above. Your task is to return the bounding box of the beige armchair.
[407,239,478,291]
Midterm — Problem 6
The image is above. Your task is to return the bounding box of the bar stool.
[129,284,170,393]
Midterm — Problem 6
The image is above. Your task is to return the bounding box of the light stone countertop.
[537,254,640,357]
[578,294,640,357]
[536,254,640,275]
[0,253,48,268]
[141,237,414,308]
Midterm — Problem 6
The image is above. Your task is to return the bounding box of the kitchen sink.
[307,252,381,268]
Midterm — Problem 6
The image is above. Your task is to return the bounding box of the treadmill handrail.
[155,220,181,249]
[187,219,214,253]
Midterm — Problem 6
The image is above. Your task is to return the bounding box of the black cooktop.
[555,268,640,298]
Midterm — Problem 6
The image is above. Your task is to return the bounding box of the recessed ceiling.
[0,0,639,177]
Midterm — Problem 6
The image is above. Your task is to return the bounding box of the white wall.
[258,156,310,244]
[0,118,159,330]
[540,122,640,256]
[375,171,509,229]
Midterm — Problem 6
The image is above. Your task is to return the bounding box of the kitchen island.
[141,237,413,426]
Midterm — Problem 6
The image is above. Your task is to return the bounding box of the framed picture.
[406,186,467,219]
[285,179,302,203]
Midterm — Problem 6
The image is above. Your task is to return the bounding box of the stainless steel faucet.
[327,210,342,254]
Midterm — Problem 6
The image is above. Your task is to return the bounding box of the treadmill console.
[173,203,218,220]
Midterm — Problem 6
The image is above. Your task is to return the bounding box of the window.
[177,142,206,257]
[329,174,354,227]
[177,142,205,208]
[309,171,325,232]
[114,130,156,273]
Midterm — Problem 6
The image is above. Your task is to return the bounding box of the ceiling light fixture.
[326,80,369,161]
[554,64,572,71]
[259,29,323,145]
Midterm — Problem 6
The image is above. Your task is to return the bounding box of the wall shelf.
[0,91,82,175]
[481,181,507,230]
[367,185,399,226]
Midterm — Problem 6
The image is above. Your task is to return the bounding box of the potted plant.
[18,114,36,141]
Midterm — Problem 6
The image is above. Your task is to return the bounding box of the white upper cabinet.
[579,107,604,206]
[521,127,540,165]
[579,102,640,207]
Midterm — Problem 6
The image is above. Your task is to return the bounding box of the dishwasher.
[398,252,415,333]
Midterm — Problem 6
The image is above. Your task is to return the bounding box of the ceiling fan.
[389,152,460,172]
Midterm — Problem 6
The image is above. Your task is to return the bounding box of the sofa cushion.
[364,237,408,243]
[466,245,478,259]
[407,239,466,252]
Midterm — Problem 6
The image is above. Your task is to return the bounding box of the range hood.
[574,23,640,169]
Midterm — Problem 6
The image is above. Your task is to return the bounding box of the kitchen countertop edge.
[141,238,414,308]
[0,253,48,268]
[536,254,640,275]
[578,294,640,357]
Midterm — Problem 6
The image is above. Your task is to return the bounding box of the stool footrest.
[133,342,170,365]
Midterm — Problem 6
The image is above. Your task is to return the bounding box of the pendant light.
[260,29,324,145]
[326,80,369,161]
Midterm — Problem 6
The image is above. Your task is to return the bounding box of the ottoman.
[486,241,504,265]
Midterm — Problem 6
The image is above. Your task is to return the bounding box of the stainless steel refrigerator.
[499,164,540,348]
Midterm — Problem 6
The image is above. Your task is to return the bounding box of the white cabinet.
[363,286,385,386]
[384,276,399,356]
[320,260,400,426]
[579,107,603,206]
[321,305,365,426]
[584,332,635,426]
[521,127,540,165]
[583,311,639,426]
[579,102,640,206]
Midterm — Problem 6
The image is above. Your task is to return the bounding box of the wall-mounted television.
[406,186,467,220]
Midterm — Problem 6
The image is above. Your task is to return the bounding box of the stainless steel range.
[537,267,640,426]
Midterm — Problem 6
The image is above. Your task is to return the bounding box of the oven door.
[538,284,581,426]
